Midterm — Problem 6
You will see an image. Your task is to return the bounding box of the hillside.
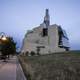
[19,51,80,80]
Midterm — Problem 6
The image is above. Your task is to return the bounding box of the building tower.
[21,9,70,55]
[44,9,50,28]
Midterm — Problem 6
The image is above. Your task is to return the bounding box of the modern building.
[21,9,70,55]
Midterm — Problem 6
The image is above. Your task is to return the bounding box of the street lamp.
[0,32,7,42]
[2,36,7,41]
[0,32,8,50]
[0,32,8,61]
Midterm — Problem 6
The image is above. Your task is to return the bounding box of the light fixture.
[1,36,7,41]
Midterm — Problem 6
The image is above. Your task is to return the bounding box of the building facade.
[21,9,70,55]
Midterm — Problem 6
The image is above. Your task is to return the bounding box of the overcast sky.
[0,0,80,50]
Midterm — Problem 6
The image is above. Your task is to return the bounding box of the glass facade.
[58,26,69,50]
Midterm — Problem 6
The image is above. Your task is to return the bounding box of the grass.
[19,50,80,80]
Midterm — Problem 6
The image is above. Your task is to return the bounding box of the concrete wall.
[21,24,67,54]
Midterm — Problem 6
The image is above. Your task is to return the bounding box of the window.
[42,28,48,37]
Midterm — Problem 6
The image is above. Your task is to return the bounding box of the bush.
[30,51,35,56]
[25,51,29,56]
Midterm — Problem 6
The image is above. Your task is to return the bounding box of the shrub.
[30,51,35,56]
[25,51,29,56]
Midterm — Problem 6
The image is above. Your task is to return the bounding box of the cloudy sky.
[0,0,80,50]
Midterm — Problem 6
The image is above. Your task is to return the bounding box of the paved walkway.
[0,56,16,80]
[16,60,26,80]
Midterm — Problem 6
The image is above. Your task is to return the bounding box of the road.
[0,56,17,80]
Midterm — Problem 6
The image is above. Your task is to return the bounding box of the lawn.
[19,50,80,80]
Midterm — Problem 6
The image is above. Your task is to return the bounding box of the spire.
[44,9,50,28]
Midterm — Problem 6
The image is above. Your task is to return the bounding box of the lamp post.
[0,32,7,46]
[0,32,8,61]
[0,32,7,42]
